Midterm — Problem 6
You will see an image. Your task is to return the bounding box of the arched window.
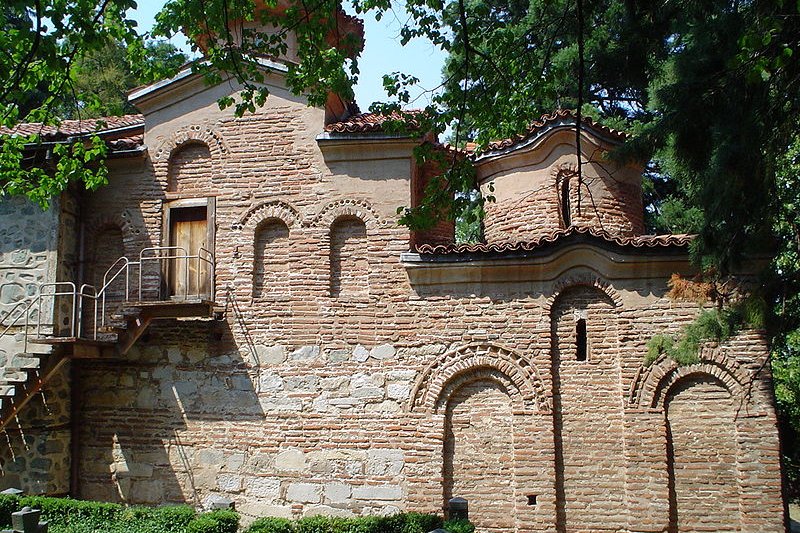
[576,318,587,361]
[329,216,368,298]
[253,219,290,299]
[560,172,571,228]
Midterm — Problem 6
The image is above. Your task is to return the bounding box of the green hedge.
[0,495,237,533]
[246,513,443,533]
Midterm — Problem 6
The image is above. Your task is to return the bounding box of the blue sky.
[130,0,446,111]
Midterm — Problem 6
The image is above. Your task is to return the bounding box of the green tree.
[66,39,187,118]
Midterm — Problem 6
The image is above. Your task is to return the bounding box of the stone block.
[290,346,320,360]
[130,480,163,504]
[286,482,322,503]
[370,344,396,360]
[238,502,293,520]
[224,453,245,471]
[353,345,369,363]
[324,482,351,504]
[303,505,355,518]
[352,485,402,502]
[258,371,284,391]
[216,473,243,493]
[197,448,225,467]
[386,383,411,401]
[257,345,286,365]
[274,448,305,472]
[245,476,281,500]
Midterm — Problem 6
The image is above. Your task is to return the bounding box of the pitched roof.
[481,109,628,155]
[0,115,145,153]
[324,111,422,134]
[412,226,693,257]
[0,115,144,139]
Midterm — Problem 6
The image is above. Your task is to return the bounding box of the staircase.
[0,246,216,431]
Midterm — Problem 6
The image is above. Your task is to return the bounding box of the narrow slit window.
[561,175,571,227]
[576,318,587,361]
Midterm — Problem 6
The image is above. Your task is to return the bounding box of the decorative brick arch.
[236,200,301,232]
[544,274,622,317]
[628,345,750,410]
[308,199,383,230]
[408,342,550,414]
[85,210,141,258]
[152,123,228,163]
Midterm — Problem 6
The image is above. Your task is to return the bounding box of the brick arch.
[153,124,228,163]
[85,211,140,258]
[308,199,383,230]
[236,200,301,232]
[628,346,750,410]
[408,342,550,414]
[544,274,622,317]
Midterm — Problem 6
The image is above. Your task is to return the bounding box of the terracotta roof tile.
[414,226,693,255]
[484,109,628,153]
[1,114,145,153]
[0,114,144,139]
[324,111,421,134]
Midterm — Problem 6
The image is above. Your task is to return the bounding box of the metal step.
[98,322,127,334]
[0,385,16,397]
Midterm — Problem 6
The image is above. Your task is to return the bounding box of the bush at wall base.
[244,514,474,533]
[0,495,238,533]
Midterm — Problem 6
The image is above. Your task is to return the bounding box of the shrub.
[442,519,474,533]
[0,494,20,526]
[19,496,123,528]
[244,513,444,533]
[206,509,239,533]
[151,505,198,532]
[246,516,295,533]
[187,510,239,533]
[187,516,220,533]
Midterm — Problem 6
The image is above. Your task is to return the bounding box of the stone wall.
[0,362,71,495]
[0,194,73,496]
[65,79,786,532]
[0,195,59,330]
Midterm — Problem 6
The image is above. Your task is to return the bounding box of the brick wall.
[59,82,786,531]
[479,134,645,243]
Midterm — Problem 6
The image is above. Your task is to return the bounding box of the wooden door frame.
[161,197,216,299]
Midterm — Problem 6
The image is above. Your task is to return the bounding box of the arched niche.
[549,283,625,532]
[253,218,290,299]
[665,374,741,532]
[329,215,368,298]
[167,142,212,194]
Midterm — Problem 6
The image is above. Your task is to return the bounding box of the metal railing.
[0,247,215,346]
[0,282,78,352]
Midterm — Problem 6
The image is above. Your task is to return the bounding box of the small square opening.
[527,494,537,506]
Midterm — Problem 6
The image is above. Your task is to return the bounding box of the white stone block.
[352,485,402,501]
[245,476,281,500]
[258,371,284,391]
[353,345,369,362]
[370,344,396,360]
[217,473,243,493]
[386,383,411,401]
[324,482,351,503]
[275,448,306,472]
[287,482,322,503]
[257,344,286,364]
[290,345,320,360]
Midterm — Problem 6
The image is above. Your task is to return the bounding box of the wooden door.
[168,205,209,299]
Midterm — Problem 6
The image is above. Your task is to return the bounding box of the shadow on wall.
[74,319,266,506]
